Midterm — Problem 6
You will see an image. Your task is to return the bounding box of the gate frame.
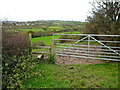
[52,34,120,61]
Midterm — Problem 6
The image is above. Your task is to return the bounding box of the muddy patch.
[56,56,106,65]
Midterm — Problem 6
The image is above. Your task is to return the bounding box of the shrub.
[2,32,31,56]
[47,55,55,64]
[2,21,35,89]
[2,55,39,89]
[32,31,53,38]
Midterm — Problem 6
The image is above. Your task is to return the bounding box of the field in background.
[32,35,61,46]
[15,20,85,46]
[32,31,81,45]
[17,29,45,32]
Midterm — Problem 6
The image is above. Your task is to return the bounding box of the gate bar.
[54,39,120,43]
[54,34,120,37]
[90,36,120,55]
[55,43,120,48]
[57,47,120,52]
[56,54,120,61]
[56,51,120,59]
[56,49,118,55]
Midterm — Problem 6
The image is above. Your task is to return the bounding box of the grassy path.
[22,63,118,88]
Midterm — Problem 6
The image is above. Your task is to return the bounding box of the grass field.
[32,35,61,46]
[49,26,64,30]
[22,62,118,88]
[18,29,45,32]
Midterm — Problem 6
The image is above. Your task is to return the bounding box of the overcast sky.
[0,0,93,21]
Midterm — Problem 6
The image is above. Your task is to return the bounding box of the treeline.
[15,20,86,27]
[31,29,79,38]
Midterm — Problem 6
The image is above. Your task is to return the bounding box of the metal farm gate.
[52,34,120,61]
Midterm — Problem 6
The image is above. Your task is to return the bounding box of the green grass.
[18,29,44,32]
[32,36,61,46]
[32,31,81,45]
[22,63,118,88]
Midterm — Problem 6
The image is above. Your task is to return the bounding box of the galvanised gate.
[52,34,120,61]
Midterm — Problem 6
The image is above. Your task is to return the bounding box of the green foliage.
[47,55,56,64]
[2,55,39,89]
[32,31,53,38]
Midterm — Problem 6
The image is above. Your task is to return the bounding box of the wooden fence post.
[50,39,56,63]
[51,39,55,55]
[29,33,32,55]
[29,33,32,46]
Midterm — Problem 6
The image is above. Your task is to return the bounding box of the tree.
[85,0,120,35]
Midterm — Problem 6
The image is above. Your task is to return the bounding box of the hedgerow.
[2,54,40,89]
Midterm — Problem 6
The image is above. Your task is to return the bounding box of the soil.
[56,56,106,65]
[55,44,108,65]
